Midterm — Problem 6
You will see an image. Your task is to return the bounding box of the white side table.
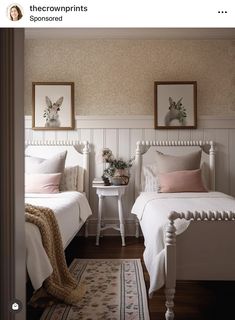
[93,184,127,246]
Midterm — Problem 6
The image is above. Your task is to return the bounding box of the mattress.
[132,191,235,296]
[25,191,92,290]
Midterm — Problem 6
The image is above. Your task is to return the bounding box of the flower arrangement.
[100,148,134,185]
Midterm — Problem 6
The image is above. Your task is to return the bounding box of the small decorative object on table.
[102,176,111,186]
[111,175,129,186]
[92,177,105,186]
[99,148,134,185]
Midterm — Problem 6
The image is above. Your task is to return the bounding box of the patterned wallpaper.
[25,39,235,115]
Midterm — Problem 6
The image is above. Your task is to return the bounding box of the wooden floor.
[27,236,235,320]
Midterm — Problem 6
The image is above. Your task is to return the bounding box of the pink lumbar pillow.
[158,169,207,193]
[25,173,62,193]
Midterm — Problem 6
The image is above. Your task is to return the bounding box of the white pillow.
[200,162,211,190]
[156,150,202,173]
[143,164,159,192]
[25,151,67,174]
[60,165,84,192]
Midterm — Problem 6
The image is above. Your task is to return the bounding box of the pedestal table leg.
[118,195,125,246]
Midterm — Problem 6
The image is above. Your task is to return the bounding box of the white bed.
[25,140,92,290]
[132,140,235,320]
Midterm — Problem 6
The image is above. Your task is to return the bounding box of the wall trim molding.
[25,115,235,129]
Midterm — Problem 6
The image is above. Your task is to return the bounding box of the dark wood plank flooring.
[27,236,235,320]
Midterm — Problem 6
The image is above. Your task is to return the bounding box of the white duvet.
[131,191,235,297]
[25,191,92,290]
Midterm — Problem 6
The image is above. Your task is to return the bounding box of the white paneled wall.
[25,115,235,236]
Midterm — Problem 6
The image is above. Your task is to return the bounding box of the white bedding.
[131,191,235,296]
[25,191,92,290]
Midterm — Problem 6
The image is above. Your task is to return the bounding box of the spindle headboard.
[134,140,215,198]
[25,140,90,199]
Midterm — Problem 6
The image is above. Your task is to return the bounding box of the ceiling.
[25,28,235,40]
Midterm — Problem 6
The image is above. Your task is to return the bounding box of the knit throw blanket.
[25,203,85,307]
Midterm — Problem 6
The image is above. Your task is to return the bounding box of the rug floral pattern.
[40,259,149,320]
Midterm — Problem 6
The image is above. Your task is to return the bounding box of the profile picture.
[8,4,23,21]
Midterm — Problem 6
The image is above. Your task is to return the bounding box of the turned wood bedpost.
[82,140,90,238]
[165,209,235,320]
[82,140,90,201]
[135,141,142,199]
[134,141,142,238]
[209,141,216,191]
[165,211,178,320]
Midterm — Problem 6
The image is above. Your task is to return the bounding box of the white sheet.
[25,191,92,290]
[131,191,235,296]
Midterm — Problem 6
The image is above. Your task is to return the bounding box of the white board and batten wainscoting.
[25,115,235,237]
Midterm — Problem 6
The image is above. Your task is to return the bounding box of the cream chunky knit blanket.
[25,203,85,306]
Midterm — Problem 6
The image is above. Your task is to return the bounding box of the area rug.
[40,258,150,320]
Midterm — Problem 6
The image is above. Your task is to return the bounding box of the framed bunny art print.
[154,81,197,129]
[32,82,75,130]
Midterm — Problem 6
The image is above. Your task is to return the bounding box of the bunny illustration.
[164,96,187,126]
[43,96,64,128]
